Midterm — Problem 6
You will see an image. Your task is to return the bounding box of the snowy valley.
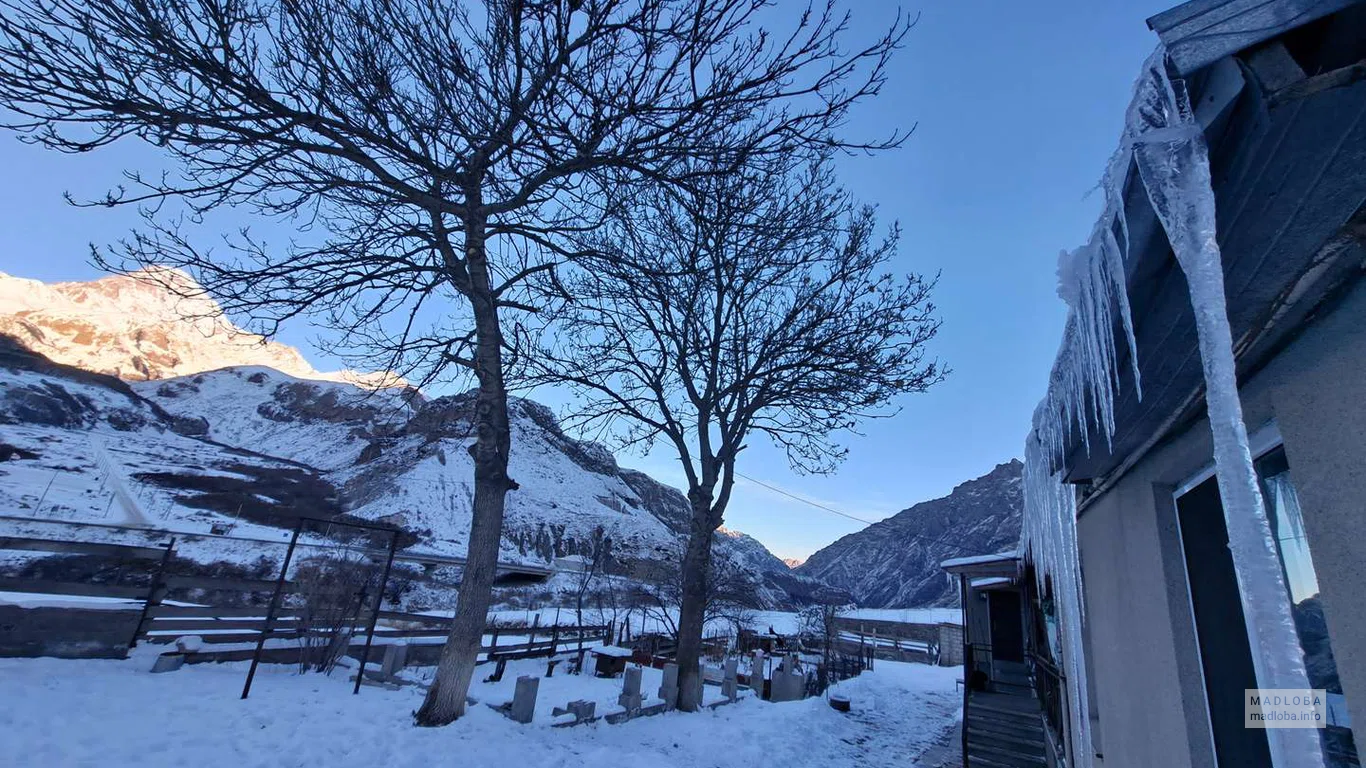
[0,270,837,610]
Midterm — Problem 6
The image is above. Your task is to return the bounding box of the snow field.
[0,650,962,768]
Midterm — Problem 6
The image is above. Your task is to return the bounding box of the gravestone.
[618,666,643,713]
[552,699,597,725]
[510,675,539,724]
[770,656,806,703]
[658,663,679,711]
[721,657,740,702]
[750,651,765,695]
[379,642,408,681]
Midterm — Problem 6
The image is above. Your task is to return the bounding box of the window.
[1177,444,1359,768]
[1256,447,1359,768]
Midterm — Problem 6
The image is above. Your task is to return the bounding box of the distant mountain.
[0,269,394,386]
[796,460,1023,608]
[0,270,833,609]
[782,557,805,569]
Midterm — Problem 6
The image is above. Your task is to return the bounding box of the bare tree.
[535,153,944,709]
[797,600,848,691]
[0,0,911,725]
[628,543,757,643]
[570,525,612,627]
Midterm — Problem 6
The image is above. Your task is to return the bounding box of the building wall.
[964,582,994,648]
[1077,274,1366,767]
[938,623,965,666]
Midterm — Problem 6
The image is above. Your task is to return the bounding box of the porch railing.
[1030,650,1068,758]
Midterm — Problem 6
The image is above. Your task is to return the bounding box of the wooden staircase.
[964,661,1048,768]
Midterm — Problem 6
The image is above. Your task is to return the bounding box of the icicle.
[1023,432,1094,768]
[1130,49,1323,768]
[1023,45,1324,768]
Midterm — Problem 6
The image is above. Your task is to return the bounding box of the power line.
[733,470,1010,558]
[734,471,880,525]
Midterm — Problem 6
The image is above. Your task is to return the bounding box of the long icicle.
[1130,49,1322,768]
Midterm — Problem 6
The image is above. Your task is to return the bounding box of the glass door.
[1176,445,1360,768]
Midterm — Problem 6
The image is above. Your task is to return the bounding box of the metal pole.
[242,522,303,700]
[128,537,176,649]
[35,471,57,515]
[353,531,399,695]
[959,573,970,768]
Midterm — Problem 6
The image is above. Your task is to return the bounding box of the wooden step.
[970,704,1042,722]
[968,731,1045,758]
[967,748,1047,768]
[967,725,1046,752]
[966,712,1044,740]
[967,742,1048,768]
[971,698,1042,718]
[967,716,1038,743]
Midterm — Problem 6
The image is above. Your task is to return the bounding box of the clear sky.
[0,1,1175,562]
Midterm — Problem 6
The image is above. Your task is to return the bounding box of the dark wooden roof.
[1148,0,1362,75]
[1061,10,1366,484]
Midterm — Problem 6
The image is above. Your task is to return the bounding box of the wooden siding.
[1148,0,1362,75]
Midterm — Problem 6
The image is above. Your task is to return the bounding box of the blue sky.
[0,1,1174,561]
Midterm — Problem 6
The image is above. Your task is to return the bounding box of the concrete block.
[658,663,679,710]
[510,675,539,724]
[618,665,643,712]
[150,652,185,674]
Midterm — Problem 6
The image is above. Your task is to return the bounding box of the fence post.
[528,614,538,648]
[352,531,399,695]
[242,523,303,700]
[129,537,176,649]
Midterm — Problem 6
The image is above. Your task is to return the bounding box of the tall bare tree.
[535,154,944,709]
[627,542,756,642]
[0,0,910,724]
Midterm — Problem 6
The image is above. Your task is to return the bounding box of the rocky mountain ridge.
[0,269,393,386]
[797,460,1023,607]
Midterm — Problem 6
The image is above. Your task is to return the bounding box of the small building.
[942,552,1055,768]
[589,645,632,678]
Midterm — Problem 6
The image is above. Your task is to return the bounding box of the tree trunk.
[414,209,515,727]
[674,486,715,711]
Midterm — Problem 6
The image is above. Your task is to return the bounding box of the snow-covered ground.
[0,650,961,768]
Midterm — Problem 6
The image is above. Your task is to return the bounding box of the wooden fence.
[0,533,607,665]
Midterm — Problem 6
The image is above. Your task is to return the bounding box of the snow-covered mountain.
[0,269,392,386]
[0,271,831,609]
[796,460,1023,608]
